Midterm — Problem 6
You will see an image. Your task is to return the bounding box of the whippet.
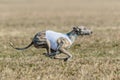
[10,26,92,61]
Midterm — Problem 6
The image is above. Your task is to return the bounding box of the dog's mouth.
[84,32,92,35]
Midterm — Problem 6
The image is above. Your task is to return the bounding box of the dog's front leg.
[59,48,72,61]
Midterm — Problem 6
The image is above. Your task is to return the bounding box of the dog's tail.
[9,41,33,50]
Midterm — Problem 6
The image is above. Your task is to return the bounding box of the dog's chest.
[45,30,72,50]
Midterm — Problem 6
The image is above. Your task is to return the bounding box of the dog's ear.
[73,26,82,35]
[73,26,78,30]
[73,26,80,32]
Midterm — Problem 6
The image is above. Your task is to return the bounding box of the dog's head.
[73,26,92,35]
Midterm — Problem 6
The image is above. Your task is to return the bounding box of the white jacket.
[45,30,72,50]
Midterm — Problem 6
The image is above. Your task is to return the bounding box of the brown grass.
[0,0,120,80]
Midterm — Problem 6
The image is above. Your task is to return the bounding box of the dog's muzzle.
[81,30,92,35]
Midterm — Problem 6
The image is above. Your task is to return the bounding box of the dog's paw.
[64,58,69,62]
[64,57,72,62]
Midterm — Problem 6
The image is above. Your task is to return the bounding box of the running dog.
[10,26,92,61]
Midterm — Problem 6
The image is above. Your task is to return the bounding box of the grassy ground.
[0,0,120,80]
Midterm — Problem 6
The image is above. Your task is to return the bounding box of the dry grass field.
[0,0,120,80]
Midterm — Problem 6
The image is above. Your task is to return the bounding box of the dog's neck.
[66,30,78,43]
